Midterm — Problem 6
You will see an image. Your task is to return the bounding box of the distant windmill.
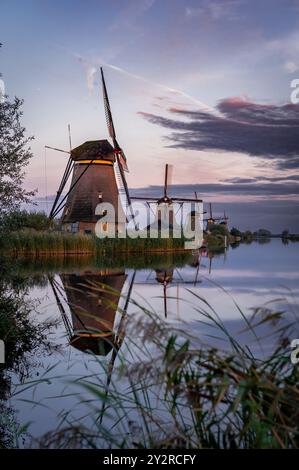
[204,202,223,230]
[219,210,229,226]
[131,164,203,234]
[48,67,136,234]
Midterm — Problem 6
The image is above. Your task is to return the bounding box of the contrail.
[74,52,214,113]
[103,62,212,111]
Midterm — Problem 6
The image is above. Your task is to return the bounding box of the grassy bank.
[0,229,192,256]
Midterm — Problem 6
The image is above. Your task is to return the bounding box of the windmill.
[48,67,137,234]
[131,163,203,236]
[204,202,224,230]
[219,210,229,226]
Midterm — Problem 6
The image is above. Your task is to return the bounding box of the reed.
[0,229,190,256]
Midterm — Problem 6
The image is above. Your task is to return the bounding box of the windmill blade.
[130,196,159,201]
[68,123,72,152]
[194,264,200,286]
[45,145,70,154]
[163,283,167,318]
[101,67,117,145]
[118,149,129,173]
[48,276,72,339]
[116,153,138,230]
[100,67,128,172]
[163,163,173,198]
[99,270,136,424]
[164,164,168,198]
[172,197,203,202]
[48,153,73,219]
[101,67,136,229]
[48,125,75,219]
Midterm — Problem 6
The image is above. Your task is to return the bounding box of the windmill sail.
[101,67,137,230]
[101,67,128,173]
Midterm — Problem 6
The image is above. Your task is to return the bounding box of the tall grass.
[0,230,190,256]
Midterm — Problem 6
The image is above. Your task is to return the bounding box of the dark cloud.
[132,182,299,198]
[223,175,299,183]
[139,98,299,170]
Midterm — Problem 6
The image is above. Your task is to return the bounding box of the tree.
[0,44,35,220]
[230,227,241,237]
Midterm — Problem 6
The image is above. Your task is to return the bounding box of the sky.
[1,0,299,231]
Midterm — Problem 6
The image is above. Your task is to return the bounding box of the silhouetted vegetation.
[0,210,53,233]
[0,259,56,448]
[0,48,35,220]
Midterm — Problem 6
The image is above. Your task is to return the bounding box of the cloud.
[284,61,299,73]
[139,97,299,170]
[110,0,155,32]
[86,66,97,93]
[132,181,299,198]
[223,175,299,183]
[186,0,242,21]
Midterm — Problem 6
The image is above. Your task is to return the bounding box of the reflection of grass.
[0,252,193,285]
[15,283,299,449]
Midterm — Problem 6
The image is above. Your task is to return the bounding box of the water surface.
[6,239,299,445]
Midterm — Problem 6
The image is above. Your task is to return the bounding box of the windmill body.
[61,140,125,235]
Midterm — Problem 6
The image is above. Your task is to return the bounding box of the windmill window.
[98,192,103,201]
[71,222,79,233]
[102,222,108,232]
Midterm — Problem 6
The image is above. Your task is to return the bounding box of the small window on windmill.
[102,222,108,232]
[98,192,103,201]
[71,222,79,233]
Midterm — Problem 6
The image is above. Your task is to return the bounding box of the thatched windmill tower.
[48,68,135,234]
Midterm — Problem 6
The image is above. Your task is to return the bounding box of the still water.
[7,239,299,445]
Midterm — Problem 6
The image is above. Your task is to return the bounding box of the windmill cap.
[71,140,115,161]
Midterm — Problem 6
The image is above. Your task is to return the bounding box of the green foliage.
[208,223,228,236]
[0,210,52,232]
[254,229,272,237]
[230,227,242,237]
[0,97,35,218]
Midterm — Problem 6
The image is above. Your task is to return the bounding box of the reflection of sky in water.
[11,239,299,445]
